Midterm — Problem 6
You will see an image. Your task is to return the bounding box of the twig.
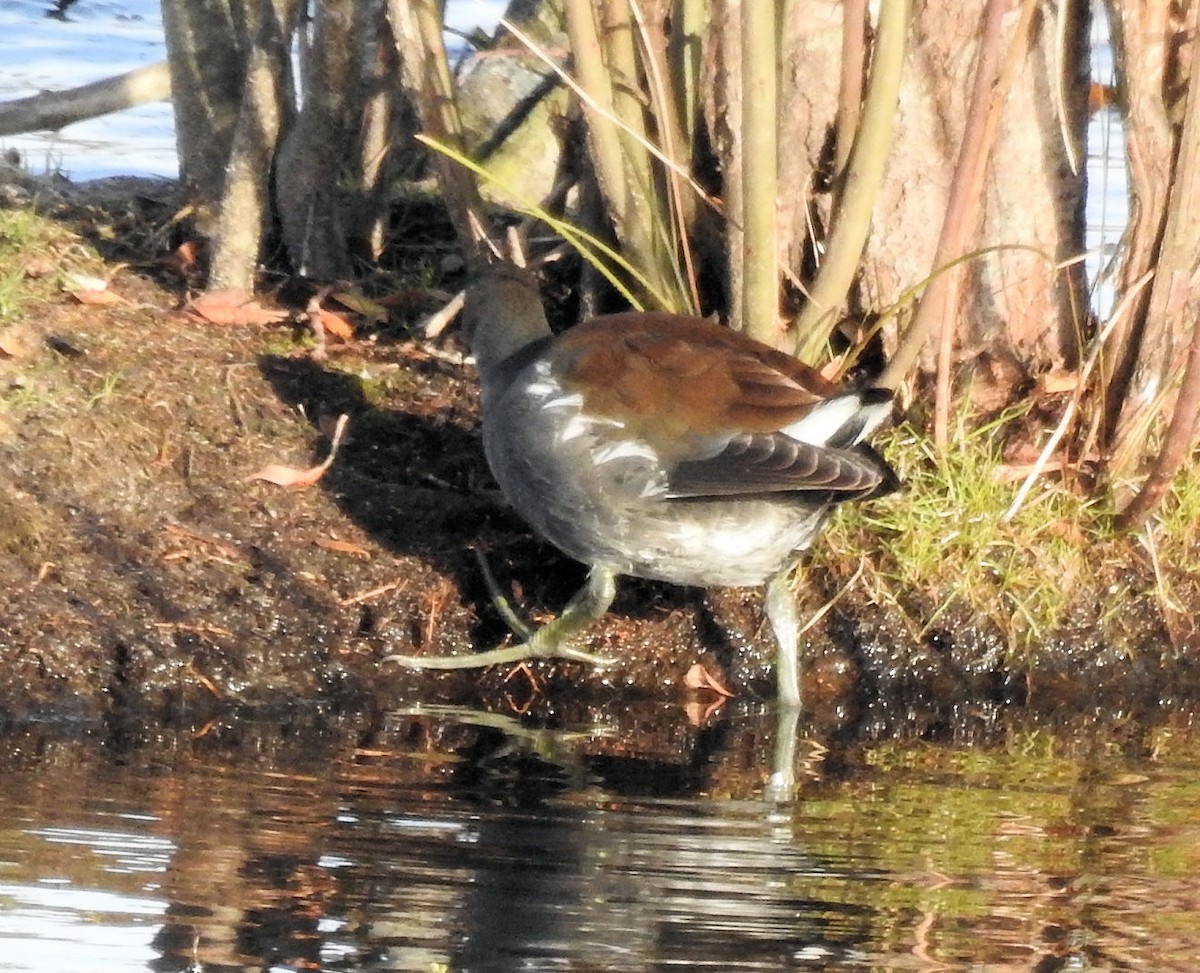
[797,559,865,638]
[224,363,249,433]
[421,289,465,339]
[340,579,405,606]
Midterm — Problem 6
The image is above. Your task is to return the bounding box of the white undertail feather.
[783,392,889,446]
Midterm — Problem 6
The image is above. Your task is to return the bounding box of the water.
[0,0,505,181]
[1,706,1199,971]
[1085,7,1126,320]
[0,0,176,179]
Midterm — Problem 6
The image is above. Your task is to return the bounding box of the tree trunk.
[208,3,298,291]
[1101,0,1200,490]
[701,0,1089,399]
[159,0,249,235]
[274,0,361,281]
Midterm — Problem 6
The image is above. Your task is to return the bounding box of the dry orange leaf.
[65,271,109,292]
[71,287,127,306]
[317,307,355,342]
[684,663,735,697]
[22,256,55,278]
[66,272,127,306]
[1037,368,1079,395]
[247,462,331,489]
[994,458,1067,484]
[0,327,34,359]
[1047,519,1088,545]
[188,289,290,327]
[247,414,349,490]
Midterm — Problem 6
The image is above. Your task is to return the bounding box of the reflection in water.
[0,707,1199,971]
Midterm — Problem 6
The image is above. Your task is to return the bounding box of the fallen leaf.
[71,287,127,306]
[1038,368,1079,395]
[331,289,389,324]
[0,326,35,359]
[187,288,290,326]
[994,458,1067,483]
[684,663,735,697]
[317,307,355,342]
[247,462,329,489]
[315,537,371,558]
[1046,519,1088,545]
[247,413,350,490]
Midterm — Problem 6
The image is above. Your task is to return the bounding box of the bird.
[386,261,898,710]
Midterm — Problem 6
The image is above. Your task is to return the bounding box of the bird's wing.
[552,312,842,456]
[666,434,896,500]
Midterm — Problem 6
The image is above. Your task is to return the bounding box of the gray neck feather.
[461,270,553,380]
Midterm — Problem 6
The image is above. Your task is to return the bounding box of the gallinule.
[387,262,897,709]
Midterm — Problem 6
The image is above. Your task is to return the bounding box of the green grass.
[0,202,83,322]
[815,392,1200,660]
[0,207,46,320]
[817,403,1117,652]
[0,265,25,320]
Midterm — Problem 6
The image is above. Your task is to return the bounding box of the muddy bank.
[0,176,1196,742]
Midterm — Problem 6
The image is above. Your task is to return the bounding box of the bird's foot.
[383,566,619,671]
[383,638,615,671]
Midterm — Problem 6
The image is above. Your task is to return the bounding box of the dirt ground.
[2,173,1198,748]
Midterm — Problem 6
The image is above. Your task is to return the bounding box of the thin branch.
[1004,270,1154,522]
[388,0,488,259]
[878,0,1035,402]
[740,0,779,343]
[793,0,910,362]
[833,0,868,188]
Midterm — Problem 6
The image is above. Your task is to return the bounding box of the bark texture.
[702,0,1089,397]
[159,0,250,234]
[275,0,360,281]
[0,62,171,138]
[208,3,298,291]
[1102,0,1200,485]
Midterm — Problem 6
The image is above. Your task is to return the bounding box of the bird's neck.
[463,278,554,377]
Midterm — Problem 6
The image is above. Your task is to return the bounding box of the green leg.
[765,569,802,709]
[384,566,619,670]
[472,548,535,641]
[764,568,802,801]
